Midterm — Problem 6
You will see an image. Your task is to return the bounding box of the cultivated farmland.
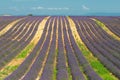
[0,16,120,80]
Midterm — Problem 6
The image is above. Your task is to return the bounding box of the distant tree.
[28,14,33,16]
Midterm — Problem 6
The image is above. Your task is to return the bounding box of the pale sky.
[0,0,120,15]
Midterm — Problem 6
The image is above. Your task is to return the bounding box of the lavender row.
[0,18,42,70]
[72,16,120,48]
[40,17,57,80]
[94,17,120,37]
[72,17,120,78]
[0,17,37,59]
[65,17,102,80]
[0,18,31,61]
[22,17,54,80]
[5,17,50,80]
[87,20,120,60]
[63,17,85,80]
[0,16,23,31]
[56,17,69,80]
[79,20,120,69]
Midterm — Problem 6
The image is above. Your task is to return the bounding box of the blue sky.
[0,0,120,15]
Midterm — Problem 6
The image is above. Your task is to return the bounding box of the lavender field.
[0,16,120,80]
